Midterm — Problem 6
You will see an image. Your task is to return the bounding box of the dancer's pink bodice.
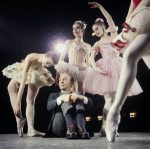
[133,0,142,9]
[98,43,119,59]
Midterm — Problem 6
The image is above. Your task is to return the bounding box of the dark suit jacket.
[43,91,93,137]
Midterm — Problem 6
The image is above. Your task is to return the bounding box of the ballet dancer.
[55,20,91,92]
[105,0,150,142]
[2,51,58,137]
[83,2,143,137]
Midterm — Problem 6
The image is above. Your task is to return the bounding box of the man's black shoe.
[66,125,77,139]
[77,125,90,139]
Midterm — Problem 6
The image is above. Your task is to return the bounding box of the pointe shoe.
[105,126,116,143]
[116,131,119,137]
[17,118,26,137]
[106,109,121,142]
[99,126,106,137]
[27,129,45,137]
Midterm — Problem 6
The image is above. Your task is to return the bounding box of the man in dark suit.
[43,72,93,139]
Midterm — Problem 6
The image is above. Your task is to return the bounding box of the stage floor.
[0,133,150,149]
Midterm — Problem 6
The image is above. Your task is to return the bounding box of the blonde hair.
[73,20,87,30]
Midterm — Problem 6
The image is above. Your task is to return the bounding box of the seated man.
[43,72,93,139]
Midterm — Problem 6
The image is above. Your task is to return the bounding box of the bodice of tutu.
[68,42,88,69]
[98,43,119,59]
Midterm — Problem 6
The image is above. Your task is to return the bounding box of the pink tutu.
[83,44,143,96]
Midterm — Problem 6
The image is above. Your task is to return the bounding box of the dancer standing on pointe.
[55,20,91,92]
[2,51,58,137]
[105,0,150,142]
[83,2,143,137]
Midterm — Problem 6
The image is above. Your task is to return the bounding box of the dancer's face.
[92,24,104,37]
[59,73,73,91]
[42,56,54,67]
[72,24,84,37]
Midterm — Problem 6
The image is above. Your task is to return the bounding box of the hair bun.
[74,20,87,30]
[95,18,104,23]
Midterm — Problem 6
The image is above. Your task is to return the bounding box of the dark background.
[0,0,150,134]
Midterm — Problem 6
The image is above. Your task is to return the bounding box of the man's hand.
[60,94,73,104]
[70,93,84,103]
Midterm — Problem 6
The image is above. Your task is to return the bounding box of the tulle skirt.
[55,61,88,91]
[2,62,55,88]
[83,57,143,96]
[55,61,87,82]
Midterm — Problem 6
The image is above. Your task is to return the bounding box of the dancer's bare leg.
[106,34,150,142]
[100,92,114,136]
[26,84,45,137]
[7,79,26,137]
[100,92,120,137]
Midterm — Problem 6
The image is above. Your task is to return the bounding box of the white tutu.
[55,61,89,91]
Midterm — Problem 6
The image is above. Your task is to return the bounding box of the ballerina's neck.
[99,36,112,45]
[74,36,83,42]
[100,32,108,39]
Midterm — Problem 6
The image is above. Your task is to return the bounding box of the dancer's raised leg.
[106,34,150,142]
[100,92,120,137]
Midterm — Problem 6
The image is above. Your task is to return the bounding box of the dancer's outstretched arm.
[88,2,117,38]
[14,54,33,117]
